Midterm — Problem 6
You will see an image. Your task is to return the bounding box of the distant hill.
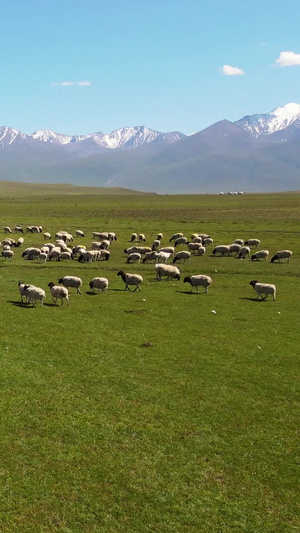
[0,103,300,192]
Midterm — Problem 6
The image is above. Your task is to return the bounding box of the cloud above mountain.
[50,81,91,87]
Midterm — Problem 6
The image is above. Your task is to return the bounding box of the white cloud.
[50,81,91,86]
[221,64,245,76]
[275,51,300,67]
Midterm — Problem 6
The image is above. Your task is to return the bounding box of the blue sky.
[2,0,300,135]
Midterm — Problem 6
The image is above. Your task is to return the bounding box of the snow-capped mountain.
[0,126,29,147]
[235,103,300,138]
[30,126,184,150]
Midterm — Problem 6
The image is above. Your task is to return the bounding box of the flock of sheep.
[1,225,293,306]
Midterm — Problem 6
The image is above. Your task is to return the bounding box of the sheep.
[18,281,34,302]
[169,233,183,242]
[44,243,56,252]
[124,246,151,256]
[4,226,12,234]
[117,271,143,292]
[99,239,110,250]
[234,239,244,246]
[245,238,260,248]
[48,247,61,261]
[270,250,293,263]
[192,236,203,244]
[22,247,41,260]
[99,250,110,261]
[55,239,68,251]
[48,282,69,306]
[107,232,117,241]
[174,237,188,247]
[91,241,102,250]
[78,250,100,263]
[203,237,213,246]
[126,252,142,263]
[238,246,251,259]
[142,251,159,263]
[155,264,180,281]
[72,245,86,257]
[187,242,203,254]
[76,229,85,238]
[2,238,16,247]
[23,285,46,306]
[16,237,24,247]
[89,277,109,293]
[212,245,230,256]
[156,251,172,263]
[58,276,82,294]
[43,232,51,240]
[59,251,72,261]
[197,233,210,240]
[3,245,11,251]
[158,246,174,255]
[1,249,13,260]
[228,243,241,256]
[130,232,137,242]
[14,225,23,233]
[156,233,163,241]
[172,251,191,264]
[138,233,146,242]
[251,250,269,261]
[249,280,276,301]
[39,252,48,263]
[183,275,212,293]
[152,240,161,251]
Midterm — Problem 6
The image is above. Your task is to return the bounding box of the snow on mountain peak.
[235,102,300,137]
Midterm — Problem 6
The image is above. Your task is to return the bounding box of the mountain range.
[1,103,300,193]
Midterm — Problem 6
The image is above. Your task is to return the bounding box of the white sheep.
[107,232,117,241]
[239,246,251,259]
[245,238,260,248]
[234,239,244,246]
[169,233,183,242]
[156,233,163,240]
[228,243,241,256]
[187,242,203,254]
[138,233,146,242]
[156,251,172,263]
[14,225,24,233]
[39,252,48,263]
[76,230,85,237]
[126,252,142,263]
[72,245,86,257]
[22,248,41,260]
[172,251,191,264]
[183,275,212,293]
[142,251,159,263]
[4,226,12,234]
[155,264,180,281]
[251,250,269,261]
[43,232,51,240]
[158,246,175,255]
[174,237,188,247]
[89,277,109,293]
[18,281,34,302]
[130,232,137,242]
[48,282,69,306]
[48,247,61,261]
[249,280,276,301]
[24,285,46,306]
[117,271,143,292]
[212,245,230,256]
[58,276,82,294]
[59,251,72,261]
[124,246,151,256]
[271,250,292,263]
[16,237,24,247]
[99,250,110,261]
[151,240,161,251]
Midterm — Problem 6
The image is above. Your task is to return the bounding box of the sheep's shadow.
[175,290,208,295]
[8,301,35,308]
[239,297,267,302]
[86,291,101,296]
[44,303,60,307]
[111,288,126,292]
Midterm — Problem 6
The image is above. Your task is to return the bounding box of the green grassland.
[0,184,299,532]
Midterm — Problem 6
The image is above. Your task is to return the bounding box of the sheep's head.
[48,282,55,288]
[183,276,191,284]
[249,280,258,287]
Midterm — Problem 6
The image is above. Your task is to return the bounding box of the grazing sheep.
[169,233,183,242]
[183,275,212,293]
[4,226,12,234]
[2,238,16,247]
[39,252,48,263]
[1,249,13,260]
[249,280,276,301]
[100,239,110,250]
[156,233,163,241]
[16,237,24,247]
[55,239,68,251]
[117,271,143,292]
[192,236,203,244]
[22,247,41,260]
[107,232,117,241]
[99,250,111,261]
[43,232,51,240]
[15,225,24,233]
[251,250,269,261]
[48,282,69,306]
[89,277,109,293]
[3,245,11,251]
[158,246,175,255]
[138,233,146,242]
[155,264,180,281]
[234,239,244,246]
[59,251,72,261]
[78,250,100,262]
[130,232,137,242]
[245,239,260,248]
[58,276,82,294]
[48,247,61,261]
[23,285,46,306]
[187,242,204,254]
[72,245,86,257]
[126,252,142,263]
[271,250,293,263]
[228,243,241,256]
[212,245,230,256]
[173,251,191,264]
[76,230,85,238]
[156,251,172,263]
[238,246,251,259]
[152,239,161,251]
[142,251,159,263]
[174,237,188,247]
[124,246,151,256]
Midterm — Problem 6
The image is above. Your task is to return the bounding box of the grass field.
[0,184,299,532]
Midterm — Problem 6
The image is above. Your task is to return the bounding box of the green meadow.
[0,184,299,532]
